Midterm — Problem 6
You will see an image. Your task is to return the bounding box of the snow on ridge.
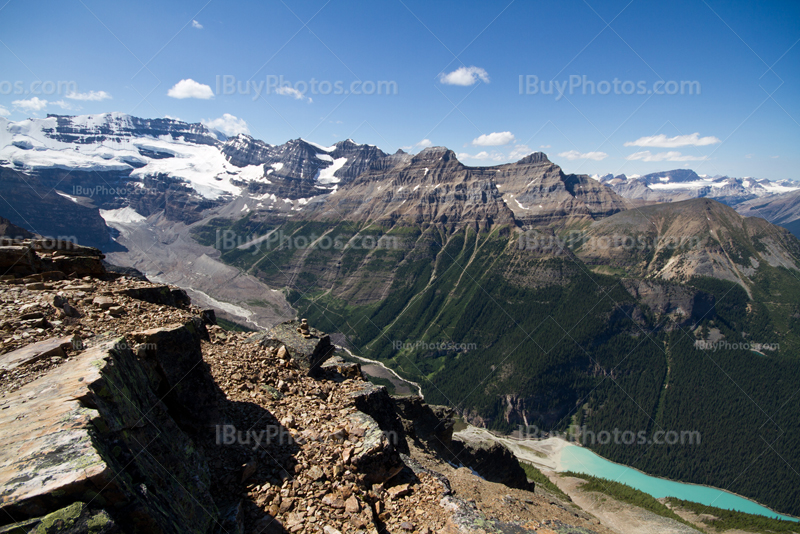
[302,138,335,152]
[316,153,334,162]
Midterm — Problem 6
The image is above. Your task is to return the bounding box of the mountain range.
[2,113,800,516]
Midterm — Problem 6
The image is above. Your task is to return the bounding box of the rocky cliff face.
[43,113,220,146]
[313,149,626,232]
[576,198,800,291]
[492,153,627,226]
[0,167,114,250]
[735,189,800,238]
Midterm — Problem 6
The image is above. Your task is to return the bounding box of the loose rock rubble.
[0,240,611,534]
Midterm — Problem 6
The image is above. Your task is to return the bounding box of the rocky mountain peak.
[411,146,460,164]
[514,151,550,165]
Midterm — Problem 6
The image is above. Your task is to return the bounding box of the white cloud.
[51,100,74,110]
[558,150,608,161]
[439,66,490,86]
[167,79,214,99]
[400,139,433,151]
[276,85,312,103]
[202,113,250,136]
[539,144,551,149]
[624,132,720,148]
[626,150,707,162]
[508,144,532,160]
[13,97,49,112]
[11,97,74,112]
[0,105,8,116]
[771,155,779,159]
[66,90,112,101]
[457,150,505,162]
[472,131,515,146]
[192,20,203,29]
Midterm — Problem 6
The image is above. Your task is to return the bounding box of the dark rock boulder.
[115,285,190,308]
[129,319,218,432]
[449,439,534,491]
[259,320,335,375]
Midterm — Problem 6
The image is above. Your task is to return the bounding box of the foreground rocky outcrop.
[0,258,607,534]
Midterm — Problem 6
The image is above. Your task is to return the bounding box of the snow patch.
[99,207,146,224]
[316,157,347,185]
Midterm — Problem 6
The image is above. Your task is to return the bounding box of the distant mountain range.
[596,170,800,237]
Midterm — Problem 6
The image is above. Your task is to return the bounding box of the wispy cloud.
[457,150,505,162]
[192,20,203,29]
[539,144,551,148]
[401,139,433,151]
[626,150,707,162]
[276,85,312,103]
[624,133,720,148]
[558,150,608,161]
[0,105,9,117]
[66,90,112,101]
[167,79,214,99]
[439,66,490,86]
[508,144,532,160]
[202,113,250,136]
[12,97,48,112]
[472,131,514,146]
[11,97,73,112]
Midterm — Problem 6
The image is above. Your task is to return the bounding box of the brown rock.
[387,483,411,500]
[344,495,360,514]
[322,493,345,509]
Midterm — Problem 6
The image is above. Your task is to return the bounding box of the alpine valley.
[3,113,800,519]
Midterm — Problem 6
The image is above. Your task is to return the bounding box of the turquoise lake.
[560,445,798,522]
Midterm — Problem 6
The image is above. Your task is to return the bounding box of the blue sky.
[0,0,798,180]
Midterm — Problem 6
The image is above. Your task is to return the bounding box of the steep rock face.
[0,335,218,533]
[43,113,220,146]
[736,189,800,238]
[317,147,517,232]
[0,167,113,250]
[621,279,715,327]
[224,137,389,200]
[393,395,533,491]
[220,134,274,167]
[0,216,35,239]
[493,152,627,226]
[328,139,389,183]
[314,149,625,231]
[576,198,800,290]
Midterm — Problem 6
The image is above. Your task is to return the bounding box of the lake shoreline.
[454,424,799,523]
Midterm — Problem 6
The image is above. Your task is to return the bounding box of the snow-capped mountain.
[0,113,387,231]
[597,169,799,207]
